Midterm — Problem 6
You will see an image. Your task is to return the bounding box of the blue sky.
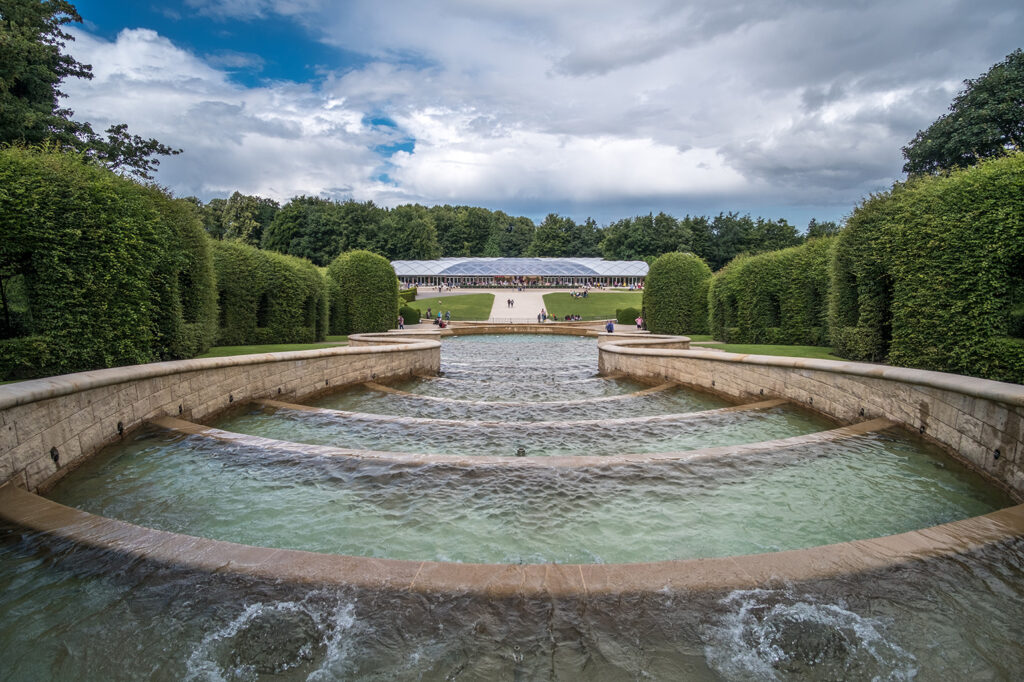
[62,0,1024,228]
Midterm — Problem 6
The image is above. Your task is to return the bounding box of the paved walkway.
[486,289,554,322]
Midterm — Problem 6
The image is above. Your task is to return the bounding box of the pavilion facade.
[392,257,649,288]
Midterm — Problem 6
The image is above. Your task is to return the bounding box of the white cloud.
[60,0,1024,224]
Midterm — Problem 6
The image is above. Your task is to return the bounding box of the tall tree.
[0,0,180,178]
[527,213,576,257]
[902,49,1024,175]
[384,204,441,260]
[806,218,841,238]
[262,196,345,266]
[221,192,279,246]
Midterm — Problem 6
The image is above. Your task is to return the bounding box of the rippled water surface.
[2,333,1022,680]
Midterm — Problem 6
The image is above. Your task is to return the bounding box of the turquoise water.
[1,333,1021,680]
[47,426,1008,564]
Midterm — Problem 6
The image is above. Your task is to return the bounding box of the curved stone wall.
[0,335,439,492]
[599,336,1024,498]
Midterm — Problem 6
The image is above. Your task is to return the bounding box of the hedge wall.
[709,238,834,345]
[642,252,712,334]
[211,240,327,345]
[326,250,399,334]
[830,154,1024,381]
[0,147,217,380]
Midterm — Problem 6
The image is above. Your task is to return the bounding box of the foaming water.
[701,589,919,680]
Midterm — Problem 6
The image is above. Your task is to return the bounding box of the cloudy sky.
[66,0,1022,227]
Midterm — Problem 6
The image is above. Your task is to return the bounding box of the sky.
[63,0,1023,228]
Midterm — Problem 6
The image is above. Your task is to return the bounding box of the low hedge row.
[616,307,641,325]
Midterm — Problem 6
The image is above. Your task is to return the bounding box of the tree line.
[192,192,840,271]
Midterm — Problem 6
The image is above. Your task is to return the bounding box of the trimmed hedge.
[709,238,834,345]
[0,147,217,380]
[399,286,417,302]
[399,305,420,325]
[643,252,712,334]
[211,240,327,345]
[616,307,641,325]
[831,154,1024,381]
[326,250,399,334]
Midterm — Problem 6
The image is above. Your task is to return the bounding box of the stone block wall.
[599,340,1024,497]
[0,339,440,492]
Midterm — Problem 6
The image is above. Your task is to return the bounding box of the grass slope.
[198,337,347,358]
[543,291,643,320]
[406,293,495,321]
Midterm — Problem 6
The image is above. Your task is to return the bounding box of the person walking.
[398,314,404,329]
[605,319,614,333]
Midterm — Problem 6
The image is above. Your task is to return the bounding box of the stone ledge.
[2,482,1021,597]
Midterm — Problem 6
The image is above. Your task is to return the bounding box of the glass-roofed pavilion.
[392,257,649,288]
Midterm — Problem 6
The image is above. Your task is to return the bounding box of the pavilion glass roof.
[391,257,648,277]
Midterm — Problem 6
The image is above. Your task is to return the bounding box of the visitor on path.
[444,310,451,321]
[606,320,614,333]
[537,312,542,323]
[398,315,404,330]
[635,316,643,330]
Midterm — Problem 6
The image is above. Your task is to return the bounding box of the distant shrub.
[399,305,420,325]
[616,307,641,325]
[399,287,417,302]
[326,250,399,334]
[643,252,712,334]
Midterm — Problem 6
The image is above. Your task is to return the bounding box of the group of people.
[505,298,516,308]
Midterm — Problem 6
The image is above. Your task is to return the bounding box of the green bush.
[399,286,417,302]
[0,147,217,379]
[399,305,420,325]
[211,240,327,345]
[326,250,399,334]
[829,153,1024,382]
[709,238,834,345]
[616,307,641,325]
[642,252,712,334]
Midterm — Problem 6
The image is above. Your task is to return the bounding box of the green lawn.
[543,292,643,320]
[406,293,494,321]
[711,343,843,361]
[197,338,347,358]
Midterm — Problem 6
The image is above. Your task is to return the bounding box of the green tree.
[527,213,576,256]
[902,49,1024,175]
[806,218,841,238]
[221,191,279,246]
[383,204,441,260]
[262,196,345,265]
[0,0,180,178]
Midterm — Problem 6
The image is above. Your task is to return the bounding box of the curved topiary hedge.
[642,252,712,335]
[326,250,399,334]
[709,238,834,345]
[398,305,420,325]
[0,147,217,380]
[211,241,327,345]
[616,307,641,325]
[830,154,1024,381]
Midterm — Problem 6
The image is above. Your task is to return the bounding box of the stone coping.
[600,336,1024,407]
[148,414,894,468]
[0,336,440,412]
[363,380,677,405]
[3,481,1022,597]
[251,397,789,428]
